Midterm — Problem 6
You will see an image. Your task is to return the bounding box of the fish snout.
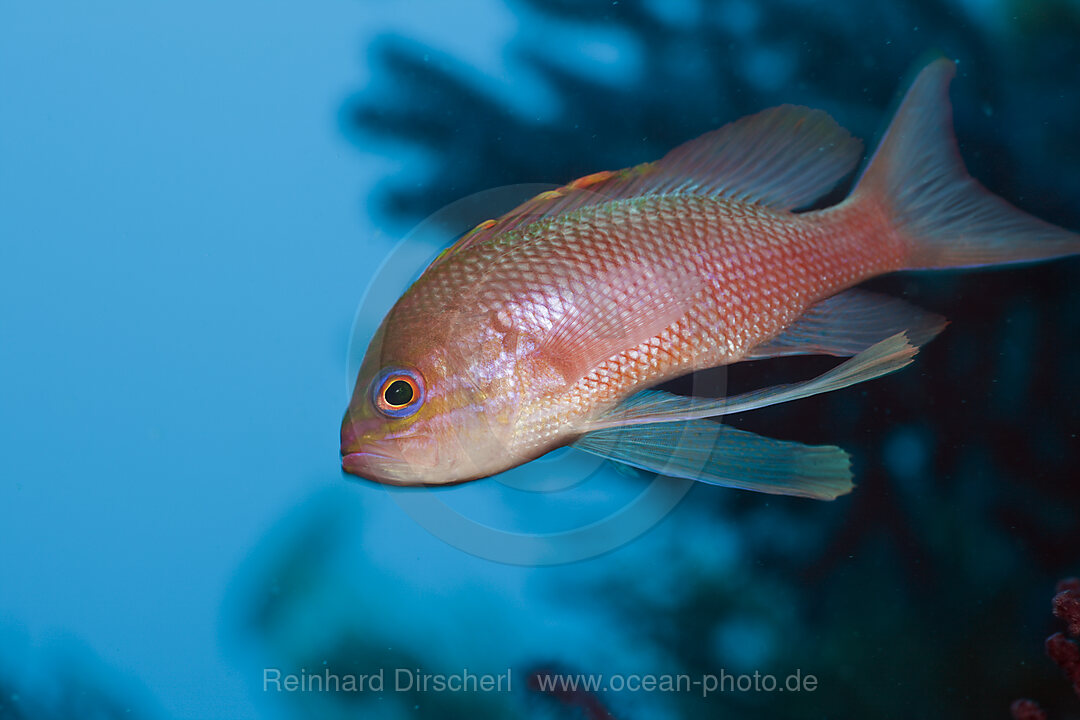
[342,449,394,482]
[340,412,398,482]
[339,406,504,485]
[339,415,441,485]
[339,410,385,455]
[341,444,443,485]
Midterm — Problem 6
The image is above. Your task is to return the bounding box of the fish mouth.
[341,450,395,483]
[341,447,442,486]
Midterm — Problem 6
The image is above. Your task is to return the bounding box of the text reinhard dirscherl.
[262,667,819,698]
[263,668,512,694]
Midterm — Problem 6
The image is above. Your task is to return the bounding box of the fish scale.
[343,58,1080,494]
[392,194,902,458]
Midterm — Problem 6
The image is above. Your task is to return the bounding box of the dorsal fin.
[432,105,863,267]
[638,104,863,209]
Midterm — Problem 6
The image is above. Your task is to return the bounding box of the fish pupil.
[384,379,414,406]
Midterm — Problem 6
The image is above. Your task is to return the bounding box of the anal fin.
[746,289,946,359]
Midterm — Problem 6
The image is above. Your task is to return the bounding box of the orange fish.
[341,58,1079,499]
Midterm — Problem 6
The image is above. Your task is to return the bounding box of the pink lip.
[341,451,390,478]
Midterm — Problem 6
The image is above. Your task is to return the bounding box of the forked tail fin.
[850,57,1080,269]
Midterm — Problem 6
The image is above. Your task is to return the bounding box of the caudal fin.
[851,57,1080,269]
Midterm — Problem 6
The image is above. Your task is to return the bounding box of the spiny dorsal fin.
[432,166,655,266]
[434,105,863,266]
[434,104,864,267]
[641,104,863,209]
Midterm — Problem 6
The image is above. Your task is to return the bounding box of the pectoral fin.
[573,420,853,500]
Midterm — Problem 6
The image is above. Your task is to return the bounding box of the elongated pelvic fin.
[746,289,947,359]
[535,266,704,384]
[588,332,919,430]
[852,57,1080,268]
[573,420,853,500]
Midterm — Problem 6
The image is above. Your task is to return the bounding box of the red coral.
[1056,578,1080,594]
[1010,698,1047,720]
[1052,579,1080,638]
[1046,632,1080,698]
[1013,577,1080,715]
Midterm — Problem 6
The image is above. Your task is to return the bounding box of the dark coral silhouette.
[1013,578,1080,718]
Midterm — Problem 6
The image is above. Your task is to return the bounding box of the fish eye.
[372,367,425,418]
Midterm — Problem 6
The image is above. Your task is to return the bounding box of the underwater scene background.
[1,0,1079,718]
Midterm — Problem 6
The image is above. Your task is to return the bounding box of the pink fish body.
[341,58,1080,498]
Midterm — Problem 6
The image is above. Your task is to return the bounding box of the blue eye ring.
[372,367,425,418]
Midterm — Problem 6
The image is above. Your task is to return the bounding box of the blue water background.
[2,1,1079,718]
